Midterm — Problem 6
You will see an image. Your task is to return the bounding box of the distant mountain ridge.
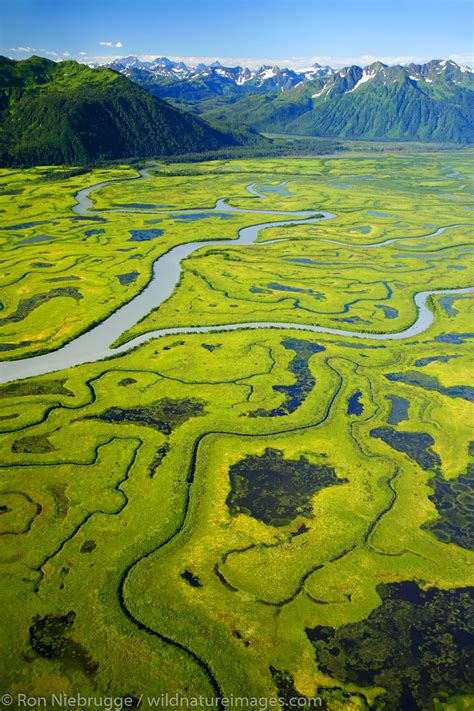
[0,55,260,166]
[105,56,335,111]
[107,56,474,143]
[107,55,335,90]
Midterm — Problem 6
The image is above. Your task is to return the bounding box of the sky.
[1,0,473,68]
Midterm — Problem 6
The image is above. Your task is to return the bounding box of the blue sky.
[1,0,473,68]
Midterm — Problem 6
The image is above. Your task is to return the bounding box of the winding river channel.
[0,168,471,384]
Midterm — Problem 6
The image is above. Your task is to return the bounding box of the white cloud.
[6,48,472,70]
[8,46,37,52]
[79,54,123,64]
[39,49,61,58]
[446,53,474,67]
[160,53,474,69]
[98,41,123,48]
[80,52,472,70]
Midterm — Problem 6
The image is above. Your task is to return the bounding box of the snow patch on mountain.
[348,70,376,92]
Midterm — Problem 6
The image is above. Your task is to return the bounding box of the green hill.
[0,56,257,166]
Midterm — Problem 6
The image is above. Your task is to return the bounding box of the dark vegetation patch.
[128,228,164,242]
[0,188,23,196]
[385,371,474,403]
[50,484,69,519]
[47,276,80,282]
[36,167,90,182]
[0,288,82,325]
[0,340,33,352]
[147,443,171,478]
[370,427,441,471]
[249,339,324,417]
[0,378,73,398]
[162,340,185,351]
[117,271,139,285]
[270,667,314,708]
[31,262,53,267]
[227,448,346,527]
[118,377,137,387]
[88,398,206,434]
[347,391,363,416]
[29,611,98,678]
[423,459,474,550]
[202,250,241,262]
[306,582,474,711]
[201,343,222,352]
[80,540,96,553]
[385,395,409,425]
[232,630,250,647]
[12,433,56,454]
[180,569,202,588]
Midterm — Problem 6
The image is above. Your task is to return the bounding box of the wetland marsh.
[0,151,473,709]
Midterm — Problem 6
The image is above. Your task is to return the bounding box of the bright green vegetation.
[0,56,257,167]
[0,164,300,359]
[116,151,473,344]
[0,151,473,708]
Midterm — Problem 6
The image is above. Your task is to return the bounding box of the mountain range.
[0,55,259,166]
[108,55,334,95]
[0,53,472,168]
[107,56,474,143]
[106,56,335,113]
